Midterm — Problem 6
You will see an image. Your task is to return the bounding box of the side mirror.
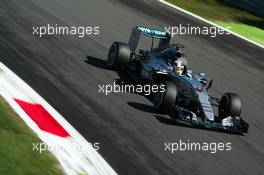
[139,49,145,55]
[206,79,213,91]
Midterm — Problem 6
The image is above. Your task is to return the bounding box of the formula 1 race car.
[107,26,249,133]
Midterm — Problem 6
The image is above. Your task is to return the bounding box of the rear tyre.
[107,42,131,69]
[153,81,178,112]
[218,92,242,120]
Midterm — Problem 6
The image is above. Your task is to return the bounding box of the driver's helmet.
[173,60,184,75]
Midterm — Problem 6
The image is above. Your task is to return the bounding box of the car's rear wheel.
[218,92,242,120]
[107,42,131,69]
[153,81,178,112]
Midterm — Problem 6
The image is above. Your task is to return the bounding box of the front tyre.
[218,92,242,120]
[153,81,178,112]
[107,42,131,69]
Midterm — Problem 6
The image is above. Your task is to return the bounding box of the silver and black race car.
[107,26,249,133]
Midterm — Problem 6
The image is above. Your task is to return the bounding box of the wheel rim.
[153,91,164,108]
[107,44,117,66]
[219,94,229,118]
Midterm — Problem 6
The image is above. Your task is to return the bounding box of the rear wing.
[138,26,168,39]
[128,26,171,52]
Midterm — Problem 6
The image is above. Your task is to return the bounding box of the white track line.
[0,62,117,175]
[158,0,264,49]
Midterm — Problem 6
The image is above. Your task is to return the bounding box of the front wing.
[170,107,249,134]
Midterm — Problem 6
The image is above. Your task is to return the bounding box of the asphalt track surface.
[1,0,264,174]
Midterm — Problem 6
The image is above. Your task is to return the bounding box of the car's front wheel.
[153,81,178,113]
[218,92,242,120]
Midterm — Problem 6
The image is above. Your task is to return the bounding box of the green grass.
[166,0,264,45]
[215,21,264,45]
[0,97,63,175]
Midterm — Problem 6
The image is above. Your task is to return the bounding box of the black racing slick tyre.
[153,81,178,112]
[107,42,131,69]
[218,92,242,120]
